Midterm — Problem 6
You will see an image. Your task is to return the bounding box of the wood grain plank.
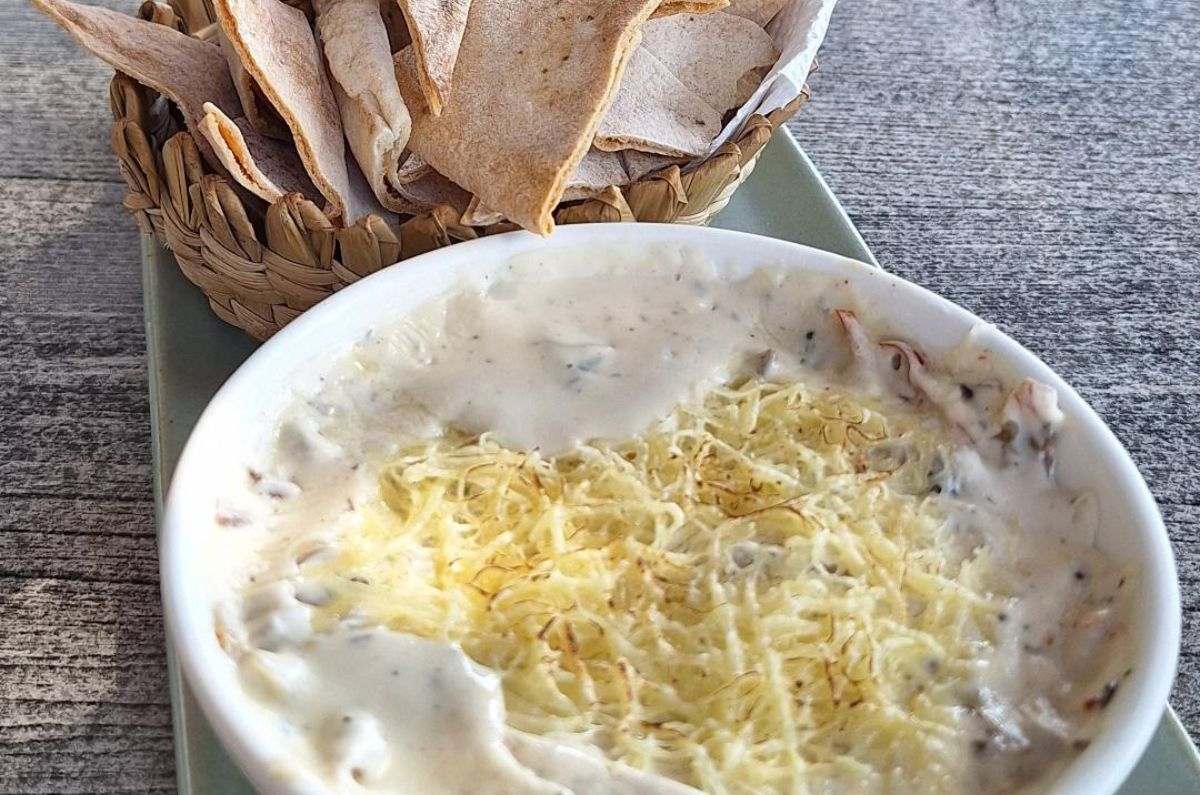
[0,168,161,790]
[0,0,137,183]
[0,578,174,793]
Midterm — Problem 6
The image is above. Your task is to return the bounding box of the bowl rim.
[161,223,1181,795]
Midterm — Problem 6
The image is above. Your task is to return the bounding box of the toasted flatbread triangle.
[597,11,776,158]
[393,167,471,214]
[463,148,629,225]
[394,153,431,185]
[316,0,413,213]
[621,149,686,181]
[725,0,787,27]
[641,11,777,114]
[213,0,385,223]
[30,0,240,170]
[595,47,722,158]
[395,0,471,116]
[380,0,413,51]
[216,29,289,140]
[395,0,663,235]
[460,197,503,226]
[564,148,630,201]
[199,102,320,203]
[652,0,727,17]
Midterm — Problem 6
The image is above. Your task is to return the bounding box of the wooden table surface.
[2,0,1197,790]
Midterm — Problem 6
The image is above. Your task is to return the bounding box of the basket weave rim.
[112,1,816,340]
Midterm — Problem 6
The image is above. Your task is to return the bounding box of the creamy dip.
[210,251,1131,794]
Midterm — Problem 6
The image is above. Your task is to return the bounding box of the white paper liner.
[710,0,838,154]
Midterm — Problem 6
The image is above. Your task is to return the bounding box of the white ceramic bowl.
[162,224,1180,795]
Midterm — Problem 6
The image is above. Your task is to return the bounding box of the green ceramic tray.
[145,129,1200,793]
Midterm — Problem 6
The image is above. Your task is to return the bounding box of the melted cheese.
[306,378,1004,792]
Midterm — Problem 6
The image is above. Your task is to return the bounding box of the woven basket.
[115,0,814,340]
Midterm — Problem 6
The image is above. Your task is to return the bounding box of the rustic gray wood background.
[1,0,1197,790]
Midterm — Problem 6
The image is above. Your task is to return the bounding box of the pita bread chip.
[198,102,320,203]
[595,47,721,158]
[460,197,503,227]
[642,11,777,114]
[344,155,398,222]
[563,148,630,200]
[217,29,289,140]
[396,0,471,116]
[213,0,382,223]
[726,0,787,27]
[329,80,412,213]
[621,149,687,182]
[395,0,662,235]
[380,0,413,51]
[30,0,240,170]
[315,0,413,213]
[394,153,431,185]
[652,0,727,18]
[462,150,626,224]
[392,167,470,214]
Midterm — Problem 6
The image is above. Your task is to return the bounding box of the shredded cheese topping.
[310,378,1003,792]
